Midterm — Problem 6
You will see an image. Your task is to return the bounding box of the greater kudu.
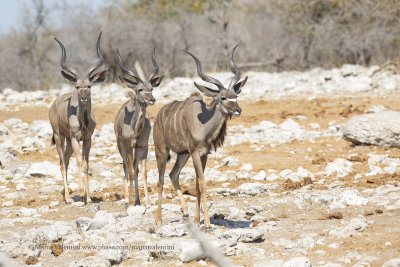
[49,32,108,204]
[114,48,164,206]
[153,45,247,229]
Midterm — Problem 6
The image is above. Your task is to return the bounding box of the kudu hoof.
[182,214,189,222]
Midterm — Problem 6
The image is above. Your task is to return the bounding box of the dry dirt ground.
[1,93,400,266]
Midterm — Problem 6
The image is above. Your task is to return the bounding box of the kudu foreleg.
[54,133,71,204]
[192,152,210,228]
[141,159,150,208]
[127,150,135,206]
[82,139,92,203]
[133,147,141,206]
[117,141,129,198]
[71,137,84,200]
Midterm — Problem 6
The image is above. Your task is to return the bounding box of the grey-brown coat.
[153,45,247,229]
[49,32,107,203]
[114,48,164,206]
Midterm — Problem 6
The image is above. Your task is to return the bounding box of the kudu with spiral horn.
[114,47,164,206]
[153,45,247,229]
[49,32,108,204]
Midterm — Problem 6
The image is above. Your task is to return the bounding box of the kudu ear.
[61,70,78,83]
[89,69,108,84]
[118,74,138,87]
[194,82,219,97]
[232,76,248,94]
[150,75,164,88]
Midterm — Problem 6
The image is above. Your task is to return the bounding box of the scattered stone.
[89,211,116,230]
[219,229,263,243]
[157,222,188,237]
[49,201,60,208]
[329,212,343,220]
[0,150,17,167]
[240,163,253,172]
[283,257,311,267]
[26,222,72,244]
[178,239,204,263]
[25,256,38,265]
[50,242,63,257]
[16,208,37,217]
[329,217,368,238]
[98,237,128,264]
[76,217,92,232]
[252,259,284,267]
[324,158,353,178]
[26,161,60,178]
[347,154,363,162]
[69,256,111,267]
[235,183,270,196]
[0,123,9,135]
[126,205,146,217]
[338,189,368,206]
[342,111,400,147]
[383,258,400,267]
[86,204,100,213]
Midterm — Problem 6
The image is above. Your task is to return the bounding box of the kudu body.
[153,46,247,228]
[49,33,107,203]
[114,48,164,206]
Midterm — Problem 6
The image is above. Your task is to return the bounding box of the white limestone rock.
[69,256,111,267]
[324,158,353,178]
[235,183,270,196]
[383,258,400,267]
[156,222,188,237]
[283,257,312,267]
[219,229,263,243]
[26,161,60,178]
[342,111,400,147]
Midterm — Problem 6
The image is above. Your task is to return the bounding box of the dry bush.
[1,0,400,91]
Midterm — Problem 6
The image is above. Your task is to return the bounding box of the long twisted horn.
[85,32,106,79]
[146,46,160,82]
[51,34,80,79]
[116,49,142,82]
[184,50,225,91]
[228,44,241,90]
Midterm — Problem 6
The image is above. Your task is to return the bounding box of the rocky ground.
[1,65,400,266]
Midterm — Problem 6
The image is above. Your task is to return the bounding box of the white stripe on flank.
[174,102,185,135]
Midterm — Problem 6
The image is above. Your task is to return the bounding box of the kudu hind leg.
[155,147,169,224]
[170,152,190,219]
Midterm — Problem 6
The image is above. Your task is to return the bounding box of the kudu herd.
[49,32,247,229]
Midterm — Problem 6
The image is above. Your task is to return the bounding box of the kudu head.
[117,47,164,106]
[52,32,108,105]
[184,45,247,117]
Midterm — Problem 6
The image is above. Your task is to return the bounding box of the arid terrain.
[1,65,400,266]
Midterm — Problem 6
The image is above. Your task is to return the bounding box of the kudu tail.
[51,135,55,145]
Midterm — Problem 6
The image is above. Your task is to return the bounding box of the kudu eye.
[221,97,226,100]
